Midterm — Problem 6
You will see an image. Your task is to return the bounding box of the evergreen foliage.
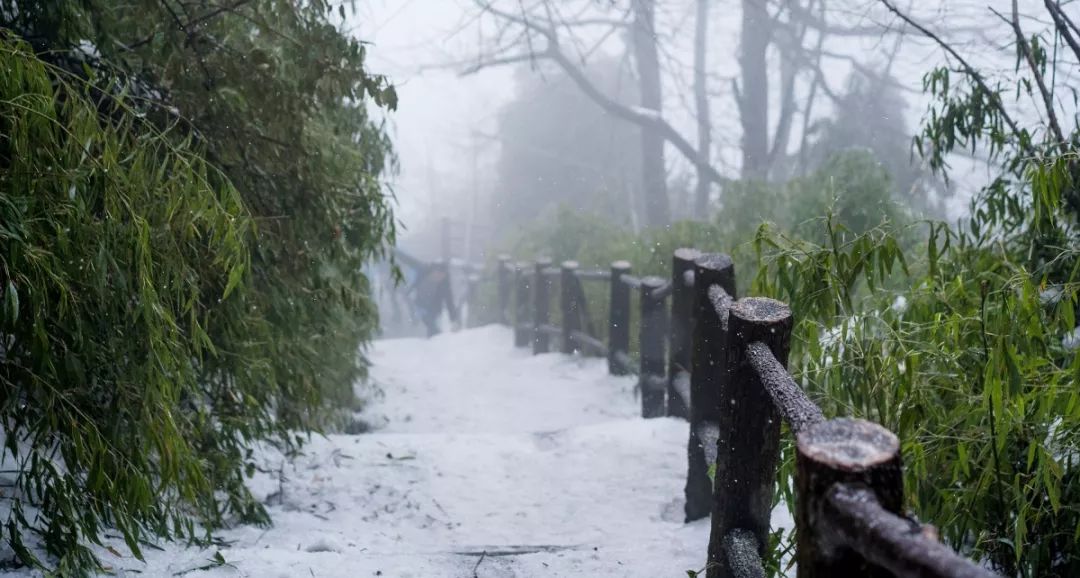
[0,1,397,573]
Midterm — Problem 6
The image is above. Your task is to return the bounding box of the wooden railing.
[479,249,996,578]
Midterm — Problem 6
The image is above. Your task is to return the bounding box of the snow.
[1,325,794,577]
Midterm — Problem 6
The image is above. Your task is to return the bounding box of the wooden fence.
[475,249,997,578]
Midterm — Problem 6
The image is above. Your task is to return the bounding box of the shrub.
[0,36,256,573]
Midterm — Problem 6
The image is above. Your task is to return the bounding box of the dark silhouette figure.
[409,263,458,337]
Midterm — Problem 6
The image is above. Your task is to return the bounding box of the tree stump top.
[611,260,632,270]
[730,297,791,325]
[674,247,703,261]
[561,260,579,269]
[797,418,899,472]
[693,253,733,271]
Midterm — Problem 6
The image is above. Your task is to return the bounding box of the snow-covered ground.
[6,325,776,577]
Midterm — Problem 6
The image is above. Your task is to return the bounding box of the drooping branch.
[468,0,729,187]
[876,0,1029,154]
[992,1,1064,146]
[1044,0,1080,65]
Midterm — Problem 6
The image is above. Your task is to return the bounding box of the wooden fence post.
[497,254,510,324]
[639,276,668,418]
[533,258,552,354]
[466,272,480,328]
[706,297,793,578]
[561,261,581,354]
[668,248,701,419]
[514,261,531,348]
[795,418,902,578]
[686,253,735,523]
[608,261,632,375]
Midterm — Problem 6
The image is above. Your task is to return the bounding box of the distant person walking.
[409,262,459,337]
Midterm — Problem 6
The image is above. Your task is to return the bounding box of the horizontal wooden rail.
[570,330,607,356]
[535,324,561,338]
[611,350,637,376]
[485,246,994,578]
[649,280,674,300]
[576,269,611,281]
[823,484,995,578]
[795,418,997,578]
[619,273,643,288]
[722,529,766,578]
[670,370,691,413]
[745,340,824,433]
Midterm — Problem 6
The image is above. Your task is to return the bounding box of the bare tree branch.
[1043,0,1080,78]
[995,1,1064,146]
[468,0,729,187]
[877,0,1028,153]
[458,51,544,75]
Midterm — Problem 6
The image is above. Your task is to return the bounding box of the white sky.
[350,1,516,233]
[347,0,1077,239]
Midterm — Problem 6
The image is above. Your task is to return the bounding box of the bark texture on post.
[514,261,531,348]
[497,254,511,324]
[533,259,552,354]
[668,248,701,419]
[686,253,735,523]
[561,261,581,354]
[608,261,632,375]
[639,275,668,418]
[796,418,902,578]
[706,297,792,578]
[820,484,998,578]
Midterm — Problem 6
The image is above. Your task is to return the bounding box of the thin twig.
[876,0,1030,154]
[472,550,487,577]
[1044,0,1080,72]
[993,1,1065,146]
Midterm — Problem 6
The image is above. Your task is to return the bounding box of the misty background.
[349,0,1041,265]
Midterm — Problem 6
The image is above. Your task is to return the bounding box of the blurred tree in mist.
[494,57,644,235]
[801,72,948,218]
[460,0,952,226]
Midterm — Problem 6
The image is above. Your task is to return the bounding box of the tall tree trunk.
[738,0,772,180]
[631,0,670,226]
[693,0,712,215]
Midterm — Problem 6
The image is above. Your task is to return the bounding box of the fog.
[351,0,1071,272]
[4,0,1076,573]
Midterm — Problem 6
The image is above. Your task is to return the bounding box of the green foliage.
[0,0,397,572]
[722,150,908,246]
[502,150,902,365]
[802,71,947,218]
[0,35,254,574]
[67,0,399,430]
[509,149,904,287]
[753,179,1080,575]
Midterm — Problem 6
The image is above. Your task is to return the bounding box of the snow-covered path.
[31,326,716,577]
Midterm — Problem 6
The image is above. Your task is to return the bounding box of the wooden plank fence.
[464,250,997,577]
